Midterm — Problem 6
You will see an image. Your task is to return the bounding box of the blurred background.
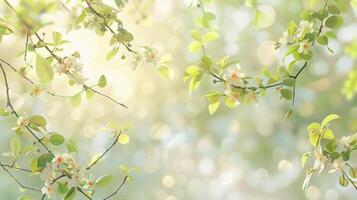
[0,0,357,199]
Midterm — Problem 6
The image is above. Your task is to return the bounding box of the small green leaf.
[66,139,78,153]
[202,31,219,43]
[106,48,119,60]
[321,114,340,128]
[0,107,10,116]
[64,187,76,200]
[96,175,113,187]
[280,89,292,100]
[338,174,349,187]
[10,136,21,157]
[29,115,47,127]
[206,92,221,115]
[57,181,69,194]
[327,5,340,14]
[52,32,62,45]
[98,75,107,88]
[301,152,309,167]
[325,15,343,28]
[188,41,203,52]
[190,30,202,41]
[322,129,334,140]
[37,153,54,168]
[317,36,328,45]
[349,168,357,178]
[49,132,65,145]
[36,54,53,84]
[86,89,94,100]
[282,78,295,87]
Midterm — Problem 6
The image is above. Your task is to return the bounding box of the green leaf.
[325,139,337,153]
[98,75,107,88]
[64,187,76,200]
[206,92,221,115]
[86,89,94,100]
[36,54,53,83]
[37,153,54,168]
[66,140,78,153]
[322,129,334,140]
[188,41,203,52]
[116,32,133,42]
[114,0,126,9]
[339,174,349,187]
[52,32,63,45]
[0,107,10,116]
[202,12,216,28]
[349,168,357,178]
[325,15,344,28]
[10,136,21,157]
[202,31,219,43]
[29,115,47,127]
[327,5,340,14]
[17,196,31,200]
[49,132,65,145]
[57,182,69,194]
[106,48,119,60]
[96,175,113,187]
[157,65,169,78]
[301,152,309,167]
[309,131,319,146]
[282,78,295,87]
[317,36,328,45]
[321,114,340,128]
[280,89,292,100]
[190,30,202,41]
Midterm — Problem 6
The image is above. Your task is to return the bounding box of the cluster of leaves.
[74,0,136,58]
[184,0,346,116]
[301,114,357,191]
[0,0,144,199]
[0,110,134,199]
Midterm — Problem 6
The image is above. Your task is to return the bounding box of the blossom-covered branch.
[185,0,343,116]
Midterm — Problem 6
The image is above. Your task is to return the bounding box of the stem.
[0,161,40,192]
[83,0,137,54]
[102,176,128,200]
[0,63,53,155]
[2,0,128,109]
[86,131,121,170]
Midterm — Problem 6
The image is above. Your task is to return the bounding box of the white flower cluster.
[56,56,87,84]
[85,14,105,30]
[340,133,357,149]
[12,113,30,132]
[131,47,158,69]
[40,153,94,199]
[311,133,357,175]
[279,20,315,55]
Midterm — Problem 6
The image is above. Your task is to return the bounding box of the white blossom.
[41,182,56,199]
[12,113,30,131]
[298,40,312,55]
[313,146,327,174]
[328,158,344,173]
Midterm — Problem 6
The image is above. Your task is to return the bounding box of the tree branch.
[86,131,121,170]
[0,161,41,192]
[103,175,128,200]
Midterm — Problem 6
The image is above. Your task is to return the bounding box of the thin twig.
[83,0,137,54]
[3,0,128,109]
[103,176,128,200]
[0,161,41,191]
[0,63,53,155]
[86,132,121,170]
